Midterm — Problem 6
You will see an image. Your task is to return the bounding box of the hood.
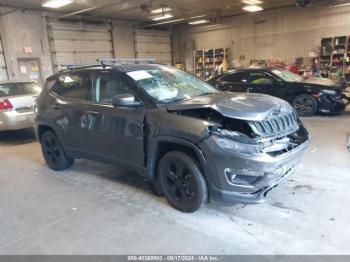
[166,92,293,121]
[302,77,339,89]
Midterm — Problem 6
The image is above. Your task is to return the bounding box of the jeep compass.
[34,60,310,212]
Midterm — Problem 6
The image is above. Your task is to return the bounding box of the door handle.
[86,110,100,115]
[52,104,61,110]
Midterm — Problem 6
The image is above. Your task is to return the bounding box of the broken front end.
[197,109,310,204]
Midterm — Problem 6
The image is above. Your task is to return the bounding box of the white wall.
[0,8,137,83]
[0,8,53,82]
[173,2,350,68]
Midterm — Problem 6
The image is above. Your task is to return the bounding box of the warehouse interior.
[0,0,350,256]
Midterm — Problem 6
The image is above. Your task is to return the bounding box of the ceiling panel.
[0,0,313,25]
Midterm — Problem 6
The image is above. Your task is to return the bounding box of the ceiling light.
[42,0,73,8]
[198,24,222,29]
[149,18,185,26]
[189,15,207,19]
[151,7,172,14]
[329,2,350,7]
[188,19,210,25]
[151,13,174,21]
[242,0,263,4]
[242,5,264,12]
[328,0,350,8]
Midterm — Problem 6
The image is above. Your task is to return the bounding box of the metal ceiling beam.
[0,1,38,17]
[57,6,100,18]
[142,0,326,28]
[83,0,146,19]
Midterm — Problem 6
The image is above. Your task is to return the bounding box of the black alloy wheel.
[292,94,318,117]
[41,130,74,171]
[158,151,207,213]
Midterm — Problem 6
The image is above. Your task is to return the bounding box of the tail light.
[0,99,14,111]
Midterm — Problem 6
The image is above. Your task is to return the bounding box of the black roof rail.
[60,64,100,70]
[57,59,157,72]
[98,58,156,66]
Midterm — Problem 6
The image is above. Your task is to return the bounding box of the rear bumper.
[0,110,34,131]
[199,132,310,205]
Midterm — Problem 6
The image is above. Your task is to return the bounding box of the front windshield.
[271,69,303,82]
[126,66,218,103]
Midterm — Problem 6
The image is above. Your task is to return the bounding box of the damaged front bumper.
[199,132,310,205]
[318,93,346,115]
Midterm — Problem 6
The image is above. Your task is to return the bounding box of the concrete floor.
[0,111,349,255]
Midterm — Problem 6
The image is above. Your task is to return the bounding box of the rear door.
[247,70,285,98]
[48,72,92,154]
[216,71,248,92]
[84,71,146,168]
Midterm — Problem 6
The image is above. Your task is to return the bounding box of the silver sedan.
[0,81,41,131]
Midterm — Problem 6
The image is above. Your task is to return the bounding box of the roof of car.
[0,80,38,85]
[228,67,279,72]
[51,63,166,78]
[117,63,168,72]
[221,67,285,76]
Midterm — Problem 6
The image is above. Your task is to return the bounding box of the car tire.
[40,130,74,171]
[292,94,318,117]
[158,151,208,213]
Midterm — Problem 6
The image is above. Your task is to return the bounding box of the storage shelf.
[320,35,350,79]
[193,48,230,80]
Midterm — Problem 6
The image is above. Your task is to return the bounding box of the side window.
[58,73,91,100]
[221,72,247,83]
[249,71,274,85]
[92,73,134,105]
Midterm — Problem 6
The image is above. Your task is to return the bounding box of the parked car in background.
[0,81,41,131]
[208,68,346,117]
[34,61,309,212]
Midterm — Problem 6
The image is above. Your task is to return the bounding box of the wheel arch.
[147,136,210,183]
[37,124,56,141]
[289,89,320,103]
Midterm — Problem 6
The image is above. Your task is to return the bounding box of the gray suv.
[34,60,310,212]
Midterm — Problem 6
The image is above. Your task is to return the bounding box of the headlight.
[213,136,259,154]
[322,89,336,95]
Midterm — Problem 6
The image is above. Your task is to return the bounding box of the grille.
[249,112,299,137]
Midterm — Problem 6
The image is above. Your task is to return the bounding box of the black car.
[208,68,346,116]
[34,60,309,212]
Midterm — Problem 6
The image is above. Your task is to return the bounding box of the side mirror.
[112,93,141,108]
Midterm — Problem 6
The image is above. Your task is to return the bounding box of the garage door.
[48,22,113,71]
[0,36,8,82]
[134,30,172,64]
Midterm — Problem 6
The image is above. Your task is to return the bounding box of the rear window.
[57,74,91,101]
[0,82,41,97]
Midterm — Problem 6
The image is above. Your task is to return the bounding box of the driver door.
[84,71,145,169]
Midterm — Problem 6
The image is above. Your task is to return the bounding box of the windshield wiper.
[158,98,185,104]
[194,92,216,97]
